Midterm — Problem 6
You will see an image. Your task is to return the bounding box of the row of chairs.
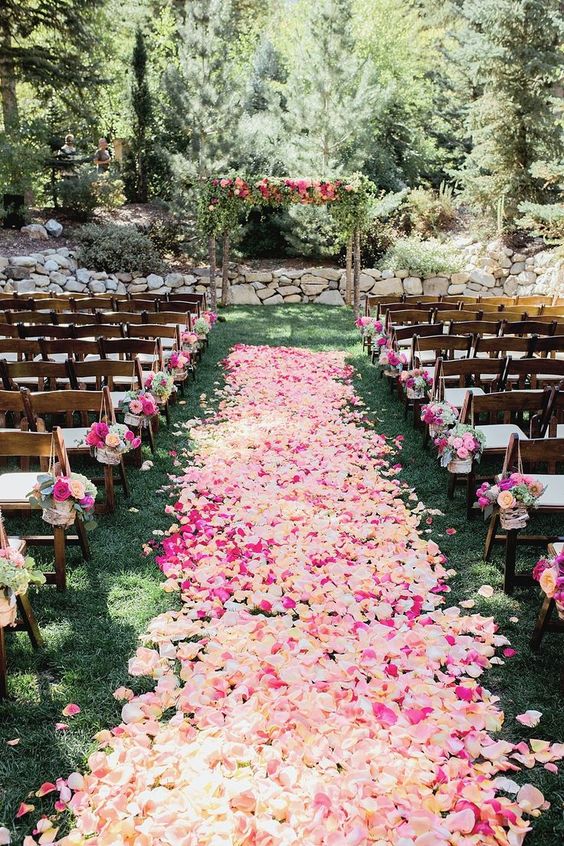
[0,289,207,315]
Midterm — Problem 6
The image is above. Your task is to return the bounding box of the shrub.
[59,168,125,221]
[75,223,164,274]
[403,184,458,237]
[279,205,339,259]
[516,201,564,244]
[143,218,186,257]
[359,221,397,267]
[379,236,464,277]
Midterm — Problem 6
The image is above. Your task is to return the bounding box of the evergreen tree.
[0,0,104,131]
[281,0,380,175]
[130,27,153,202]
[458,0,563,219]
[164,0,242,180]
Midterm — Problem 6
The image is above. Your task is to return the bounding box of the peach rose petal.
[516,710,542,728]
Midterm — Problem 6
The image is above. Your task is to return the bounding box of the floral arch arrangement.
[196,174,374,310]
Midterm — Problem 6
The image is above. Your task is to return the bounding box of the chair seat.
[443,387,485,408]
[535,475,564,508]
[0,472,40,504]
[551,542,563,556]
[481,424,529,451]
[8,536,26,553]
[60,427,90,450]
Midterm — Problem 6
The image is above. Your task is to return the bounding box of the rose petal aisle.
[26,345,562,846]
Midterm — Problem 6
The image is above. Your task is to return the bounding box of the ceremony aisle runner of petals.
[26,346,562,846]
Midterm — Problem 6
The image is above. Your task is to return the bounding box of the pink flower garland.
[22,345,561,846]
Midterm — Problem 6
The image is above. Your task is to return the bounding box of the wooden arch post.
[221,230,230,307]
[208,235,217,311]
[353,227,361,316]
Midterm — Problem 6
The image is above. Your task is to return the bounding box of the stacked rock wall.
[0,242,561,302]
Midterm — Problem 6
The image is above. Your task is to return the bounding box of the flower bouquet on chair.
[202,310,218,328]
[166,350,191,382]
[28,473,97,528]
[534,550,564,620]
[80,422,141,466]
[193,316,211,341]
[0,547,45,628]
[181,331,200,355]
[420,400,459,439]
[434,424,485,474]
[476,473,546,530]
[355,316,388,346]
[399,368,433,400]
[378,347,407,378]
[144,371,174,405]
[119,390,159,429]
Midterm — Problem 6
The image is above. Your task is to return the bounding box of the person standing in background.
[93,137,112,173]
[59,134,77,157]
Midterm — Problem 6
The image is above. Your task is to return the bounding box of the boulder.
[47,283,64,294]
[116,272,133,283]
[381,269,394,280]
[10,256,37,267]
[316,289,344,305]
[468,269,496,288]
[278,285,301,296]
[359,274,376,292]
[245,271,272,284]
[372,277,403,297]
[29,273,50,288]
[4,266,30,280]
[423,276,450,295]
[45,219,63,237]
[395,269,409,279]
[403,277,422,296]
[503,275,519,296]
[76,268,91,285]
[21,224,49,240]
[517,271,537,287]
[165,273,184,289]
[447,284,466,296]
[302,282,327,296]
[0,258,9,271]
[64,279,86,293]
[363,269,382,279]
[256,288,276,300]
[56,247,70,257]
[13,279,35,293]
[262,293,284,304]
[89,280,107,294]
[49,271,68,288]
[229,284,261,305]
[311,267,341,281]
[283,294,302,303]
[147,273,164,289]
[43,259,59,272]
[106,280,118,292]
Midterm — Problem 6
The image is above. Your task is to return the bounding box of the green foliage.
[144,218,187,257]
[359,221,397,266]
[58,170,125,221]
[129,27,153,202]
[279,206,339,259]
[379,235,463,276]
[75,223,164,274]
[0,132,45,194]
[403,184,458,236]
[516,202,564,244]
[457,0,564,220]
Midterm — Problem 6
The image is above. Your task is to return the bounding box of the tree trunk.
[353,229,361,316]
[0,19,19,131]
[208,235,217,311]
[345,235,353,306]
[221,231,230,307]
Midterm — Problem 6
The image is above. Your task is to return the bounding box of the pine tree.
[131,27,153,202]
[164,0,242,180]
[281,0,380,176]
[0,0,104,132]
[458,0,563,219]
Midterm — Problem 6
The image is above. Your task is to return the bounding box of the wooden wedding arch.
[197,175,374,311]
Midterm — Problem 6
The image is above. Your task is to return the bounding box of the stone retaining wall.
[0,242,562,303]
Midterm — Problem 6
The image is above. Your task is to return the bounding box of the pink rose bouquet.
[476,473,545,529]
[355,316,387,345]
[144,371,174,403]
[167,351,191,374]
[534,550,564,619]
[28,472,97,527]
[420,400,459,435]
[193,317,211,338]
[0,547,45,627]
[81,422,141,462]
[202,311,218,327]
[434,423,485,470]
[399,368,432,399]
[120,389,159,427]
[378,347,407,376]
[181,331,200,353]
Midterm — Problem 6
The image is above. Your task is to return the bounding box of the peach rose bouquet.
[28,472,97,527]
[120,389,159,428]
[434,423,485,472]
[476,473,546,529]
[534,550,564,619]
[0,547,45,628]
[80,422,141,465]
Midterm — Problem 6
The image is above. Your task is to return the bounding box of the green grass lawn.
[1,305,562,844]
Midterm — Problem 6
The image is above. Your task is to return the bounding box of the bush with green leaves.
[75,224,164,274]
[279,205,339,259]
[403,184,458,237]
[379,236,464,277]
[516,202,564,244]
[59,168,125,221]
[144,218,186,257]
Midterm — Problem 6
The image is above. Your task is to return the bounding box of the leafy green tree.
[0,0,104,131]
[458,0,564,219]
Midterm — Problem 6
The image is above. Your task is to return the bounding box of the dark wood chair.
[501,320,556,337]
[412,334,473,370]
[5,311,55,327]
[0,513,43,700]
[0,359,71,392]
[38,338,100,362]
[530,540,564,691]
[0,338,40,363]
[0,428,88,591]
[449,320,501,338]
[437,309,484,322]
[474,335,535,359]
[504,357,564,391]
[484,434,564,593]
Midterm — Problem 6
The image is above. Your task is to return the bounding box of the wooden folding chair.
[459,390,547,518]
[539,305,564,319]
[516,295,554,307]
[449,320,501,338]
[539,387,564,438]
[387,309,433,330]
[0,511,43,700]
[0,299,36,312]
[365,295,403,317]
[5,311,55,327]
[19,324,75,340]
[0,338,40,363]
[56,311,103,327]
[38,338,99,362]
[474,335,535,359]
[443,296,479,304]
[96,310,145,326]
[0,359,71,392]
[484,434,564,593]
[533,336,564,359]
[438,309,484,322]
[24,387,128,514]
[70,296,116,312]
[432,356,507,407]
[412,334,473,371]
[530,540,564,685]
[0,324,24,339]
[504,358,564,391]
[33,298,74,313]
[72,324,125,340]
[144,311,190,329]
[0,429,89,591]
[0,388,31,431]
[501,320,556,337]
[127,323,180,357]
[167,291,206,313]
[116,298,158,313]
